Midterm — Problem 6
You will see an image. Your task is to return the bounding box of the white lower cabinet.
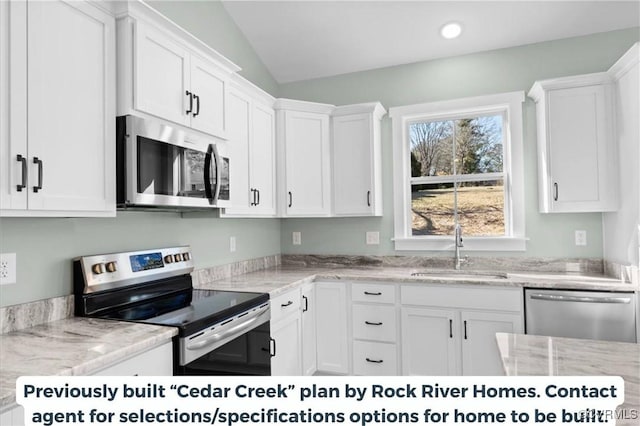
[0,405,24,426]
[270,288,302,376]
[301,282,317,376]
[401,307,458,375]
[401,285,523,376]
[352,341,397,376]
[92,341,173,376]
[315,282,349,374]
[350,282,399,376]
[271,312,302,376]
[460,311,522,375]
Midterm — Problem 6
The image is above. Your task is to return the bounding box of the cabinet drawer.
[352,341,397,376]
[270,287,301,323]
[351,283,395,304]
[401,285,522,312]
[93,342,173,376]
[352,304,397,342]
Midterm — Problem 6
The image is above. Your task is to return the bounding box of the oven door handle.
[203,145,214,202]
[186,307,268,351]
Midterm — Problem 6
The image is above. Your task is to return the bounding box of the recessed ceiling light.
[441,22,462,39]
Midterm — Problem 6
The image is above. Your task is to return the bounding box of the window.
[390,92,526,251]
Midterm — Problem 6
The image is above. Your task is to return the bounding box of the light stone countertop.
[496,333,640,423]
[196,265,640,295]
[0,317,177,410]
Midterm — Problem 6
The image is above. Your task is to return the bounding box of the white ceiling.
[221,1,640,83]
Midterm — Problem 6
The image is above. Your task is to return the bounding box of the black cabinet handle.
[302,295,308,312]
[365,321,383,326]
[366,358,383,363]
[16,155,27,192]
[449,319,453,338]
[185,90,193,114]
[193,94,200,117]
[32,157,43,193]
[464,320,468,340]
[364,291,382,296]
[269,338,276,357]
[553,182,558,201]
[288,191,292,208]
[250,188,256,206]
[256,189,260,206]
[281,300,293,307]
[367,190,371,207]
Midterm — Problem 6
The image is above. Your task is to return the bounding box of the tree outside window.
[409,115,505,237]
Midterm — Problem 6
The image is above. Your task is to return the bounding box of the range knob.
[174,253,183,262]
[182,252,191,261]
[91,263,105,275]
[105,261,117,273]
[164,255,174,264]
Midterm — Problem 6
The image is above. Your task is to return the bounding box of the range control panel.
[75,246,194,294]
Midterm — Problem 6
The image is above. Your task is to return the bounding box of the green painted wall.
[0,0,281,307]
[279,28,640,258]
[147,0,279,96]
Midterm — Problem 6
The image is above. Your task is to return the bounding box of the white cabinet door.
[547,85,615,211]
[529,75,617,213]
[283,110,331,216]
[190,55,227,138]
[315,282,349,374]
[271,313,302,376]
[0,0,27,211]
[301,282,317,376]
[250,103,276,215]
[332,113,374,216]
[134,20,190,127]
[460,311,523,376]
[1,0,115,216]
[225,88,252,214]
[401,307,458,375]
[93,342,173,376]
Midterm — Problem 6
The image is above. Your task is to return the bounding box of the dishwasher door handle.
[529,293,631,304]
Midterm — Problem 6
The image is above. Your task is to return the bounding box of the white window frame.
[390,91,527,251]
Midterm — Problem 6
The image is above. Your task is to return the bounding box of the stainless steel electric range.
[73,246,271,375]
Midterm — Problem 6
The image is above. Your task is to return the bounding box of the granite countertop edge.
[0,318,177,410]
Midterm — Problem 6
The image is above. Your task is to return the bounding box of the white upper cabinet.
[115,2,240,140]
[332,103,385,216]
[250,102,276,215]
[1,0,115,217]
[275,99,333,217]
[223,80,276,217]
[529,73,618,213]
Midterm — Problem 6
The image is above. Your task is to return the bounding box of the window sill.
[393,237,528,252]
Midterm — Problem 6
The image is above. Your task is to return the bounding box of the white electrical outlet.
[229,236,236,253]
[366,231,380,245]
[0,253,17,285]
[292,232,302,245]
[575,230,587,246]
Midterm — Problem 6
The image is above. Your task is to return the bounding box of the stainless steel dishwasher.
[525,289,637,343]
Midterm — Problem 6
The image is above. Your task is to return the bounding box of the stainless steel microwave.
[116,115,230,209]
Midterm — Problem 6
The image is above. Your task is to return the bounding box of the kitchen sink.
[410,270,508,280]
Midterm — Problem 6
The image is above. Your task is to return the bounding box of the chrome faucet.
[454,224,464,270]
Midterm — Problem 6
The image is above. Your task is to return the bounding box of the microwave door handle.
[212,144,221,204]
[203,145,214,202]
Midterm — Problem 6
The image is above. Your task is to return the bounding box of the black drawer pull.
[366,358,383,363]
[449,319,453,338]
[302,295,308,312]
[33,157,43,193]
[364,291,382,296]
[365,321,383,326]
[281,301,293,307]
[464,320,468,340]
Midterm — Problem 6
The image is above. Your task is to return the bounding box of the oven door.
[176,303,271,375]
[119,115,226,208]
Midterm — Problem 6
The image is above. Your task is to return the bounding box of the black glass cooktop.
[138,290,269,337]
